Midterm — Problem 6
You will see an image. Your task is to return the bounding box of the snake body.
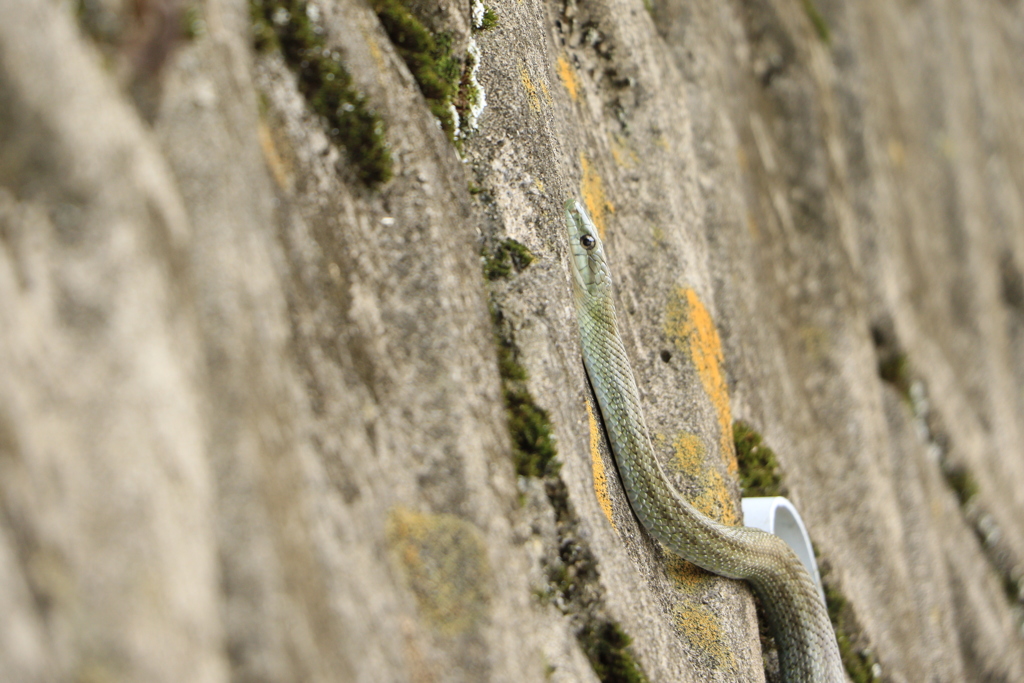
[564,199,844,682]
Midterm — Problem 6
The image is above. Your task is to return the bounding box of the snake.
[564,199,845,682]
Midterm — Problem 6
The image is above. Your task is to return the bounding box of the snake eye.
[580,234,596,250]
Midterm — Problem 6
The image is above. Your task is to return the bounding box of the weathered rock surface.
[1,0,1023,681]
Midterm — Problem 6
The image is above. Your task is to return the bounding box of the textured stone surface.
[1,0,1023,681]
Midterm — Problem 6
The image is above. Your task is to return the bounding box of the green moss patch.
[371,0,461,139]
[541,474,647,683]
[479,7,499,31]
[251,0,392,185]
[482,245,645,683]
[800,0,830,43]
[877,352,911,401]
[372,1,486,147]
[944,463,979,506]
[484,238,535,280]
[820,561,880,683]
[733,421,786,498]
[736,423,882,682]
[483,244,554,478]
[579,620,649,683]
[489,306,557,478]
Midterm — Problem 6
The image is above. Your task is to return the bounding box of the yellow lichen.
[366,32,386,73]
[671,431,706,477]
[539,73,553,106]
[257,120,292,191]
[386,507,491,638]
[673,602,735,669]
[519,60,542,113]
[611,135,639,168]
[745,211,760,240]
[691,468,739,526]
[665,555,711,592]
[580,153,614,239]
[664,288,738,478]
[668,432,738,526]
[799,325,828,361]
[736,145,749,171]
[586,399,616,530]
[556,54,580,102]
[887,138,905,169]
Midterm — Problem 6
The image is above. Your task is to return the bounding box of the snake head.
[564,199,611,302]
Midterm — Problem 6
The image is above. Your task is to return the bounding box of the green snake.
[564,199,845,682]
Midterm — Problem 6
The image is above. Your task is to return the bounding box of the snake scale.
[564,199,845,682]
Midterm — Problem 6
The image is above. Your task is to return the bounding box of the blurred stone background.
[1,0,1023,680]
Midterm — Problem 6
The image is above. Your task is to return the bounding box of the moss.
[579,621,650,683]
[877,352,911,401]
[733,421,786,498]
[372,0,461,140]
[480,7,499,31]
[484,241,550,477]
[488,304,557,478]
[542,477,647,682]
[817,549,880,682]
[182,3,205,40]
[250,0,392,185]
[505,386,558,477]
[250,0,278,52]
[944,463,979,506]
[800,0,830,43]
[484,239,535,280]
[482,246,643,683]
[822,579,880,682]
[735,425,883,681]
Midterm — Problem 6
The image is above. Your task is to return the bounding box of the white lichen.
[471,0,486,29]
[463,38,487,132]
[448,102,461,139]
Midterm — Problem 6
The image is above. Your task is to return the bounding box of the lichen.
[579,153,614,238]
[733,421,786,498]
[557,54,581,102]
[471,0,486,29]
[386,507,491,637]
[457,39,487,137]
[585,400,617,528]
[663,287,737,475]
[471,0,499,31]
[250,0,392,185]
